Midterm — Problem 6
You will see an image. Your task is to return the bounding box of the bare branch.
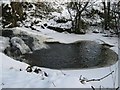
[80,0,90,13]
[86,71,114,82]
[52,82,56,87]
[91,86,96,90]
[79,71,114,84]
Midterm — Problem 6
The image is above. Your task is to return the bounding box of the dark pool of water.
[23,41,118,69]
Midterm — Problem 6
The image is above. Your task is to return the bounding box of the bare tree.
[111,1,120,34]
[2,2,24,28]
[67,0,90,34]
[10,2,24,27]
[102,0,120,34]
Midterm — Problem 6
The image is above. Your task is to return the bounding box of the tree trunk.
[11,2,17,27]
[77,12,82,33]
[103,0,110,30]
[68,1,89,34]
[107,0,110,30]
[118,1,120,32]
[103,1,107,30]
[11,2,23,27]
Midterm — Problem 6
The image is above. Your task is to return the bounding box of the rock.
[44,72,48,77]
[0,30,2,36]
[93,29,99,33]
[41,25,45,29]
[26,66,32,72]
[4,47,11,56]
[2,30,13,38]
[56,19,68,23]
[4,45,22,57]
[34,68,41,74]
[0,37,10,53]
[11,46,22,57]
[21,35,34,50]
[10,37,31,54]
[101,43,114,48]
[56,17,68,23]
[30,26,36,30]
[47,26,72,33]
[34,21,39,24]
[44,23,47,27]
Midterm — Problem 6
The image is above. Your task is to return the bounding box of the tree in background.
[67,0,90,34]
[2,2,24,28]
[102,0,119,34]
[111,1,120,34]
[102,0,111,30]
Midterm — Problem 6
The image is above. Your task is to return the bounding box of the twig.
[86,71,114,82]
[60,70,66,75]
[109,66,116,88]
[99,85,102,90]
[52,82,56,87]
[116,87,119,90]
[91,86,95,90]
[114,64,118,88]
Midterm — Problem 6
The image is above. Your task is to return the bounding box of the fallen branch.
[86,71,114,82]
[60,70,66,75]
[91,86,95,90]
[79,71,114,84]
[116,87,119,90]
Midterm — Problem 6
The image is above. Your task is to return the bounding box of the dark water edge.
[23,41,118,69]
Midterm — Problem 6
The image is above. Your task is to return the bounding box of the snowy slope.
[0,51,118,88]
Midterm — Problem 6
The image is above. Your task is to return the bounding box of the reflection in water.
[24,41,118,69]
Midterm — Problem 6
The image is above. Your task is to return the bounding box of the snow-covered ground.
[0,0,119,88]
[0,26,118,89]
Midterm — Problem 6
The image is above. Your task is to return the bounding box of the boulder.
[2,30,13,38]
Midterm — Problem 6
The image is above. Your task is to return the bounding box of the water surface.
[24,41,118,69]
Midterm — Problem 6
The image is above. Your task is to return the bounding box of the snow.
[0,26,118,88]
[11,27,50,50]
[32,37,49,50]
[0,1,119,88]
[12,27,118,51]
[43,30,118,54]
[0,51,118,88]
[0,36,10,52]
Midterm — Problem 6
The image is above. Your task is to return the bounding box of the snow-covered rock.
[12,27,50,51]
[32,37,49,50]
[11,37,31,54]
[0,36,10,52]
